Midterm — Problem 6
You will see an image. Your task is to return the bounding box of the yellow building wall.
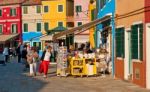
[42,0,67,34]
[89,3,96,48]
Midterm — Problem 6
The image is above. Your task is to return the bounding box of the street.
[0,57,149,92]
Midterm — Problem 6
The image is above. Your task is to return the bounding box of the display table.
[70,58,97,77]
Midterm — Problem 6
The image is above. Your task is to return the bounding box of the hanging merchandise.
[56,46,69,77]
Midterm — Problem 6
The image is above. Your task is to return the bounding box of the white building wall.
[146,24,150,89]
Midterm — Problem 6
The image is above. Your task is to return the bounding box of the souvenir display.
[56,46,69,77]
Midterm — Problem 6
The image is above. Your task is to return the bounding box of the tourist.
[39,46,52,78]
[22,45,28,71]
[3,45,9,65]
[27,47,39,76]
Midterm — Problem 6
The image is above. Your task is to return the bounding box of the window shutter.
[139,24,143,60]
[44,22,49,31]
[0,10,1,16]
[37,23,41,32]
[115,27,125,58]
[131,25,138,59]
[24,23,28,32]
[0,25,2,33]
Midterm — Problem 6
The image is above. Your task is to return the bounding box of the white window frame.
[36,22,42,32]
[23,6,28,14]
[57,4,64,13]
[44,5,49,13]
[57,21,63,27]
[36,5,42,14]
[11,23,17,33]
[11,8,17,16]
[23,23,28,33]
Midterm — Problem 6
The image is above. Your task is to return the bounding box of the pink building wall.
[74,0,90,27]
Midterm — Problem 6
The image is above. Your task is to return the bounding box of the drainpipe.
[111,13,115,78]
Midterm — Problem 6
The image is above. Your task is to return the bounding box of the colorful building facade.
[115,0,147,88]
[74,0,90,44]
[22,0,42,54]
[41,0,74,47]
[145,0,150,89]
[89,0,96,48]
[0,0,24,51]
[96,0,115,76]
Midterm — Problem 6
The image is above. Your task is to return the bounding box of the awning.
[0,34,19,43]
[40,35,53,41]
[53,15,111,40]
[74,35,89,43]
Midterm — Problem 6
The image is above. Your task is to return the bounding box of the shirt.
[3,47,9,55]
[44,51,51,61]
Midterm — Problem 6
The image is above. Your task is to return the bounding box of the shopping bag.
[39,61,44,73]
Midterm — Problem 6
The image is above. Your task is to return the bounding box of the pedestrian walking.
[16,42,22,63]
[39,46,52,78]
[3,45,9,65]
[22,45,28,71]
[27,47,39,76]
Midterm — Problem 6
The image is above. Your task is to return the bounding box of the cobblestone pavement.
[0,57,150,92]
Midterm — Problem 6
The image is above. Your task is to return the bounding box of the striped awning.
[0,34,19,43]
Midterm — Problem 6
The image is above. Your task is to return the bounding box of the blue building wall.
[96,0,115,76]
[23,32,43,56]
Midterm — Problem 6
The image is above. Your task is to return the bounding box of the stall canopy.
[0,34,19,43]
[53,15,111,40]
[31,26,67,41]
[74,35,89,43]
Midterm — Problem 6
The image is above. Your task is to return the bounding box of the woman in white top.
[39,46,52,78]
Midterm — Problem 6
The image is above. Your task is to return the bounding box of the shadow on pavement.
[0,57,56,92]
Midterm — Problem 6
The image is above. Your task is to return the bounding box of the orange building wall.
[115,0,146,88]
[115,59,124,80]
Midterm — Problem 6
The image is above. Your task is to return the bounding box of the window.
[115,27,125,58]
[76,5,82,12]
[33,42,41,50]
[23,6,28,14]
[131,24,143,60]
[0,9,2,16]
[37,23,41,32]
[44,22,49,31]
[23,23,28,32]
[77,22,82,26]
[58,5,63,12]
[36,6,41,13]
[44,6,49,13]
[11,24,18,33]
[0,25,2,33]
[100,0,107,9]
[58,22,63,27]
[10,8,16,16]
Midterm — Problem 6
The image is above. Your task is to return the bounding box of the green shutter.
[91,10,95,21]
[36,6,41,13]
[58,5,63,12]
[58,22,63,27]
[10,9,13,16]
[44,6,48,13]
[44,22,49,31]
[37,23,41,32]
[0,25,2,33]
[131,25,138,59]
[0,10,1,16]
[139,24,143,60]
[24,23,28,32]
[115,27,125,58]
